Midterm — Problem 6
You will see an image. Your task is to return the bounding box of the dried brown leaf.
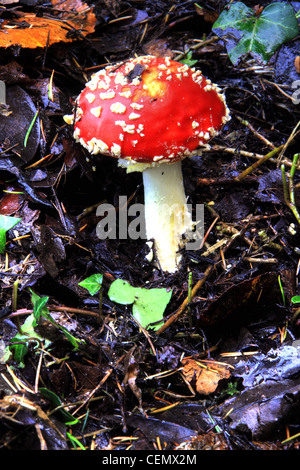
[181,358,231,395]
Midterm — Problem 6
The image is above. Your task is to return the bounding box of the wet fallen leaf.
[218,342,300,440]
[31,224,66,278]
[221,377,300,440]
[181,358,231,395]
[126,414,197,447]
[126,363,142,406]
[122,346,143,408]
[0,0,96,49]
[0,184,23,215]
[0,61,29,84]
[0,214,21,253]
[175,430,229,450]
[67,362,102,392]
[0,393,68,449]
[198,272,280,328]
[0,85,40,163]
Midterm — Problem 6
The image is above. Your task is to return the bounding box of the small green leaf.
[31,291,49,326]
[39,387,80,424]
[30,290,82,350]
[9,291,83,366]
[0,231,6,254]
[67,432,86,450]
[0,215,21,253]
[9,340,28,367]
[180,51,198,67]
[213,2,299,64]
[78,273,103,296]
[108,279,172,330]
[291,295,300,304]
[9,314,45,367]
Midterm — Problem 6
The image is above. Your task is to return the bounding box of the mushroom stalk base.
[142,161,192,273]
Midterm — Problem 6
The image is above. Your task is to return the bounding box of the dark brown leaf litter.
[1,0,300,451]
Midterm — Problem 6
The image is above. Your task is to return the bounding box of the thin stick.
[156,262,214,335]
[201,145,295,169]
[156,227,245,335]
[34,351,44,393]
[235,144,285,182]
[236,115,275,149]
[73,354,126,415]
[281,153,300,225]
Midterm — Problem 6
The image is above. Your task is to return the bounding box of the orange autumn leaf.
[0,0,96,49]
[181,358,231,395]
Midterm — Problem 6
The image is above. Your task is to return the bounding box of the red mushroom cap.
[72,55,230,164]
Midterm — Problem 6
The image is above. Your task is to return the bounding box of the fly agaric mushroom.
[64,56,230,272]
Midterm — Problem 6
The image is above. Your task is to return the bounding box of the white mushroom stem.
[142,161,193,272]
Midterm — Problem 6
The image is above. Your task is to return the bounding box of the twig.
[8,305,102,320]
[281,153,300,225]
[73,354,126,415]
[235,115,275,149]
[130,315,156,356]
[34,350,44,394]
[156,226,246,335]
[174,36,219,61]
[201,145,295,169]
[235,144,285,182]
[262,78,297,101]
[243,257,278,263]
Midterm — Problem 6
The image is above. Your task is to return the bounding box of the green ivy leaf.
[78,273,103,296]
[0,214,21,253]
[108,279,172,330]
[212,2,299,64]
